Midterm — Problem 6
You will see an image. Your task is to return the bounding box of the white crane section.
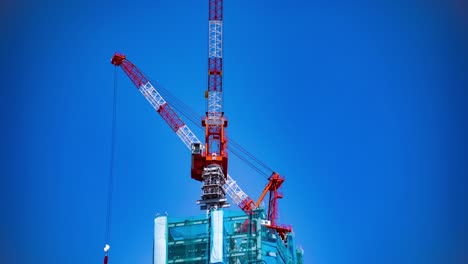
[224,174,249,206]
[207,20,223,123]
[207,91,223,123]
[209,20,222,59]
[140,82,166,110]
[139,81,200,149]
[176,125,201,150]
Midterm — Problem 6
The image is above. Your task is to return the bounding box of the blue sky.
[1,0,467,263]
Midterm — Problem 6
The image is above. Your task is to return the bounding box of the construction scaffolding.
[154,209,303,264]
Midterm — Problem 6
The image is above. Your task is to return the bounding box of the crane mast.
[190,0,228,211]
[206,0,225,156]
[191,0,227,180]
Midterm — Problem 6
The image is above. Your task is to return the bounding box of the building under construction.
[106,1,304,263]
[154,210,303,264]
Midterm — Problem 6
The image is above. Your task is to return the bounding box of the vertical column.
[154,215,168,264]
[256,215,262,263]
[210,210,224,263]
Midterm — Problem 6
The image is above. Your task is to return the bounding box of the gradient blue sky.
[1,0,467,263]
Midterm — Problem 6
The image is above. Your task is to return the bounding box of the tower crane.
[111,53,291,239]
[103,2,296,263]
[110,0,291,244]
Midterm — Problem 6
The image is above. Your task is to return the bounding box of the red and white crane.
[110,0,291,242]
[111,53,291,238]
[103,2,292,263]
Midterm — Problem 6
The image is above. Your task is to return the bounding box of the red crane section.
[257,173,292,239]
[263,173,285,227]
[237,172,292,240]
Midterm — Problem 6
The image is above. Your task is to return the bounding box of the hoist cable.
[104,67,118,248]
[229,147,269,178]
